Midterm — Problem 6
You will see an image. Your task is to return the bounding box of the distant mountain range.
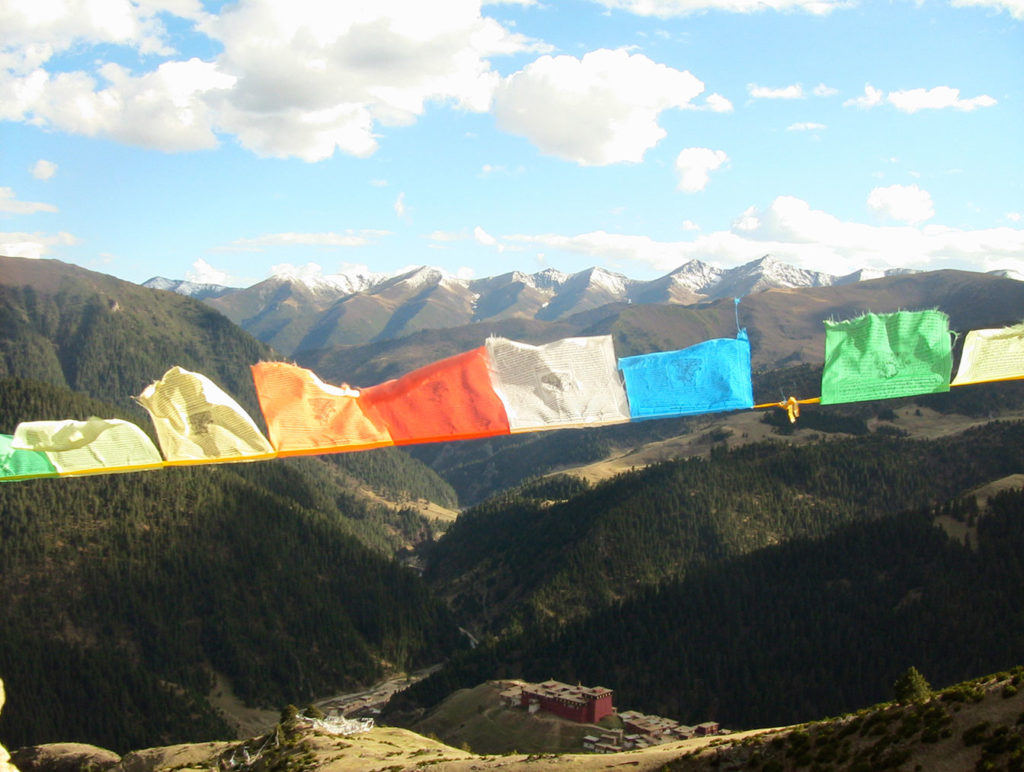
[143,256,924,355]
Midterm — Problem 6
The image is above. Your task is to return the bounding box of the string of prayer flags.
[820,310,953,405]
[136,366,275,464]
[485,335,631,432]
[0,434,57,481]
[11,417,163,476]
[618,331,754,419]
[251,361,393,457]
[358,347,510,445]
[8,305,1024,484]
[951,321,1024,387]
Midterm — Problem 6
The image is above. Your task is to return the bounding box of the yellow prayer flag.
[137,366,275,464]
[12,417,164,476]
[952,322,1024,386]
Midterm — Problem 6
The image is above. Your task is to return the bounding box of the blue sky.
[1,0,1021,288]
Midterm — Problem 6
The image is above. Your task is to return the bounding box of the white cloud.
[844,83,996,113]
[588,0,850,16]
[0,0,187,73]
[887,86,996,113]
[493,48,704,165]
[1,0,545,160]
[748,83,804,99]
[867,184,935,225]
[474,225,505,251]
[455,265,476,279]
[703,93,733,112]
[394,192,406,217]
[30,159,57,180]
[682,219,700,231]
[186,258,232,285]
[674,147,728,192]
[0,230,76,259]
[503,195,1024,277]
[950,0,1024,20]
[787,122,826,131]
[1008,212,1022,223]
[0,187,57,215]
[1,59,234,151]
[844,83,884,109]
[228,230,389,250]
[202,0,545,160]
[812,83,838,97]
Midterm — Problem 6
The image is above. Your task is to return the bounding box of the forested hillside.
[0,260,465,751]
[393,474,1024,732]
[0,256,271,415]
[425,419,1024,636]
[0,379,465,751]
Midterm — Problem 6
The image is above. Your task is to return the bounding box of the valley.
[2,254,1024,768]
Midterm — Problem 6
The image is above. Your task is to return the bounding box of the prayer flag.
[821,310,953,405]
[11,417,163,476]
[619,331,754,419]
[951,322,1024,386]
[359,347,510,445]
[251,361,393,456]
[137,366,275,463]
[0,433,57,481]
[485,336,630,432]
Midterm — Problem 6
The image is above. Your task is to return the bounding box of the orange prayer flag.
[251,361,393,456]
[359,347,510,445]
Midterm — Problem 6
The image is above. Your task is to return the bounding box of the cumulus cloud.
[186,258,232,285]
[1,0,544,160]
[30,159,57,180]
[867,184,935,224]
[675,148,728,192]
[588,0,850,16]
[394,192,407,217]
[0,187,57,215]
[503,195,1024,276]
[493,48,704,165]
[812,83,838,97]
[1,59,234,151]
[748,83,804,99]
[703,93,734,112]
[0,230,76,259]
[787,122,826,131]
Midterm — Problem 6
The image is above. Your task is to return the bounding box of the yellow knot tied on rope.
[781,396,800,423]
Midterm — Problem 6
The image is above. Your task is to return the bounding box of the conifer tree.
[893,666,931,704]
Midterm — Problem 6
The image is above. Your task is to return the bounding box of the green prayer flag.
[0,433,57,481]
[820,310,953,405]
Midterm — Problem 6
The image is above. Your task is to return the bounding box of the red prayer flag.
[359,347,510,445]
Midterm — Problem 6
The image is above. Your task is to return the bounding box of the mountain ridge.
[144,255,929,355]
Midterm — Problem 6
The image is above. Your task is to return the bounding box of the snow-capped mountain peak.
[269,265,386,295]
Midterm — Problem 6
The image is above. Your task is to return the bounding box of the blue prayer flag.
[618,331,754,419]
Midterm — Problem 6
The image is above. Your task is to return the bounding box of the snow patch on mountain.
[142,277,234,299]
